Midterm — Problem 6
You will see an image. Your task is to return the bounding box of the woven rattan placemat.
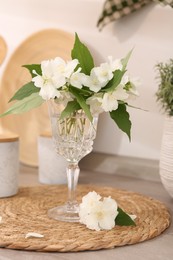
[0,185,171,252]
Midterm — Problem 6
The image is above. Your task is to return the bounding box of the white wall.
[0,0,173,160]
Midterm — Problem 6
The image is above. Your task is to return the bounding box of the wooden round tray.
[0,185,171,252]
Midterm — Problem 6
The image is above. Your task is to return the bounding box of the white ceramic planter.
[0,134,19,198]
[160,116,173,198]
[38,133,67,184]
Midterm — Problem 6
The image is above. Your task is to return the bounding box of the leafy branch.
[156,59,173,116]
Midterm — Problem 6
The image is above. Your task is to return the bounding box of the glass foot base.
[48,204,79,222]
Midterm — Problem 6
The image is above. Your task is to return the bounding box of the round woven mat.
[0,185,171,252]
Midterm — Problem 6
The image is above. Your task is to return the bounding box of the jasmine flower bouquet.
[1,33,139,140]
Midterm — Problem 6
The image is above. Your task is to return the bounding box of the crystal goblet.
[47,99,98,222]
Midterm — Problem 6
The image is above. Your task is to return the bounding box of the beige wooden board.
[0,36,7,65]
[0,29,74,166]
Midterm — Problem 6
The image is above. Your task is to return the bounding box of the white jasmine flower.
[52,57,67,75]
[114,84,129,100]
[55,90,74,107]
[84,69,108,92]
[128,214,137,221]
[96,197,118,230]
[39,84,61,100]
[79,191,101,225]
[32,59,65,100]
[93,63,113,83]
[122,75,140,97]
[32,58,79,100]
[32,73,44,88]
[39,59,66,88]
[51,57,78,79]
[128,77,140,96]
[64,59,79,78]
[25,232,44,239]
[80,191,101,209]
[101,92,118,112]
[79,192,118,231]
[101,85,128,112]
[70,68,86,89]
[86,94,104,115]
[108,56,123,71]
[121,75,130,85]
[40,60,56,78]
[121,75,140,103]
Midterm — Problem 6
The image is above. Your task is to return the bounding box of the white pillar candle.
[38,132,67,184]
[0,134,19,198]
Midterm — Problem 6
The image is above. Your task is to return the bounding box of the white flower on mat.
[128,214,137,221]
[79,191,118,231]
[80,191,101,208]
[25,232,44,239]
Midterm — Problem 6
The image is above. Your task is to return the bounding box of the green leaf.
[69,86,93,121]
[102,70,125,92]
[23,64,42,77]
[60,100,81,120]
[71,33,94,75]
[110,103,131,141]
[76,87,92,96]
[121,49,133,71]
[127,104,147,111]
[0,93,44,117]
[9,81,39,102]
[116,207,136,226]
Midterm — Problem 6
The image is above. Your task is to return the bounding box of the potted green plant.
[156,59,173,198]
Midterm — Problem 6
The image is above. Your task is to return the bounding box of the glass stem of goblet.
[66,162,80,209]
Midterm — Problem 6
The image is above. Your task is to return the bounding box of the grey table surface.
[0,164,172,260]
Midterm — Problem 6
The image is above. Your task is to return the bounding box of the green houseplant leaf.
[9,81,39,102]
[116,207,136,226]
[110,103,131,141]
[0,93,44,117]
[71,33,94,75]
[156,59,173,116]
